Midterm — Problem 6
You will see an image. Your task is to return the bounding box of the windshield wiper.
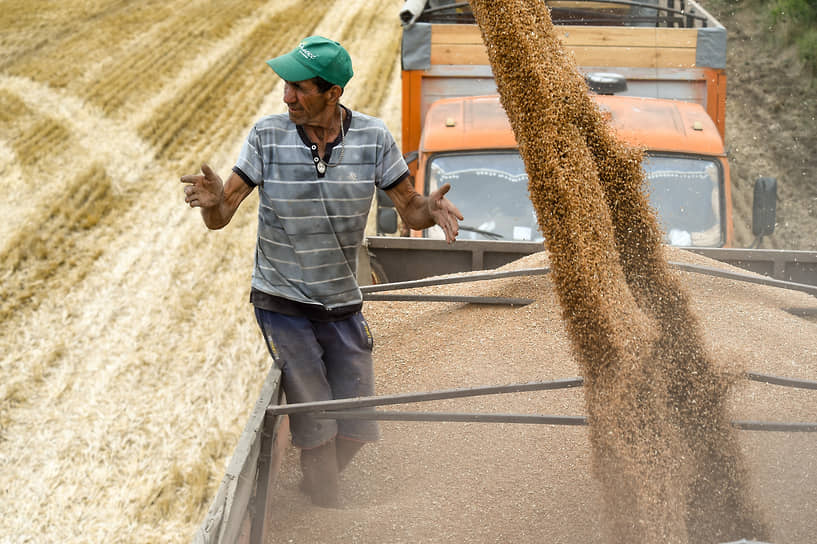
[459,225,504,240]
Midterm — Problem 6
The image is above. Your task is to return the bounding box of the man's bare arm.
[385,177,463,243]
[181,163,253,229]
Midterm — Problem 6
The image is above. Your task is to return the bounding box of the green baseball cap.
[266,36,354,88]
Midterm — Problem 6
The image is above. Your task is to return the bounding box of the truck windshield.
[425,152,724,247]
[643,154,723,247]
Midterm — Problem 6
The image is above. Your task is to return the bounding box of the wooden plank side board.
[571,46,696,68]
[559,26,698,48]
[432,24,697,48]
[220,436,263,544]
[431,44,697,68]
[251,413,291,544]
[194,366,283,544]
[430,43,488,66]
[429,23,486,44]
[431,24,699,68]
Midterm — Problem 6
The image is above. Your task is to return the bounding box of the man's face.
[283,79,331,126]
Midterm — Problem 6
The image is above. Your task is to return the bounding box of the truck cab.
[366,1,796,285]
[375,0,751,249]
[415,92,733,248]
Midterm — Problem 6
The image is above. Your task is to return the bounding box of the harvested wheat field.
[0,1,815,543]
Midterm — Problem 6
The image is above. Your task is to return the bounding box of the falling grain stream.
[468,0,769,541]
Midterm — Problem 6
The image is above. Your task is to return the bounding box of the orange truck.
[365,0,816,286]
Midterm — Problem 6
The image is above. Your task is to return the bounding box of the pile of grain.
[468,0,768,541]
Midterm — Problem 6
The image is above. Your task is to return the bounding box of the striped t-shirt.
[233,106,408,314]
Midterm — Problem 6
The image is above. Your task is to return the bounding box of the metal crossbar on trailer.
[361,262,817,299]
[267,378,584,415]
[360,267,552,294]
[364,237,817,288]
[318,410,587,426]
[314,410,817,433]
[670,261,817,297]
[361,294,534,306]
[747,372,817,390]
[269,373,817,433]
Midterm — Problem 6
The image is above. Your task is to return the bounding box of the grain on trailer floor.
[262,248,817,544]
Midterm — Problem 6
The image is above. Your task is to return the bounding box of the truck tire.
[369,255,390,285]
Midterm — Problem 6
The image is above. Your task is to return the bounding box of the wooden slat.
[430,23,485,44]
[432,23,697,47]
[431,25,699,68]
[431,43,697,68]
[571,46,696,68]
[556,26,698,48]
[430,43,488,65]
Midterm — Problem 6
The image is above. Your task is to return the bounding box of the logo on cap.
[298,42,317,60]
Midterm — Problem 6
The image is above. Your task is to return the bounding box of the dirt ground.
[705,0,817,250]
[0,1,814,543]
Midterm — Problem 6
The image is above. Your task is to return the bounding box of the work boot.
[299,440,340,508]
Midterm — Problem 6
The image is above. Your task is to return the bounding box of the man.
[181,36,462,508]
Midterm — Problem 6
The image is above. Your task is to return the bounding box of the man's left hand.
[428,183,463,243]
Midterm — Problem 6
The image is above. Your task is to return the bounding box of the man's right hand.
[181,163,254,230]
[181,163,224,209]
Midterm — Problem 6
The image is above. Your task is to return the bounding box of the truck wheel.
[369,256,389,284]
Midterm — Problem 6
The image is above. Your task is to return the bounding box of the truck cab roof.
[420,94,726,157]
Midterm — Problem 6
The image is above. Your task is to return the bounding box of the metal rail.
[414,0,709,27]
[269,373,816,416]
[747,372,817,390]
[671,261,817,297]
[362,261,817,297]
[267,378,585,416]
[362,294,534,306]
[415,0,710,25]
[314,410,817,432]
[732,421,817,432]
[270,372,815,433]
[360,267,550,294]
[318,410,587,426]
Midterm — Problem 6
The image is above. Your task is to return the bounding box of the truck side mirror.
[376,188,398,234]
[404,150,419,165]
[752,177,777,238]
[585,72,628,95]
[377,208,398,234]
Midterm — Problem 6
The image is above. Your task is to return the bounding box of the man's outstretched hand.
[181,163,224,209]
[428,183,463,243]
